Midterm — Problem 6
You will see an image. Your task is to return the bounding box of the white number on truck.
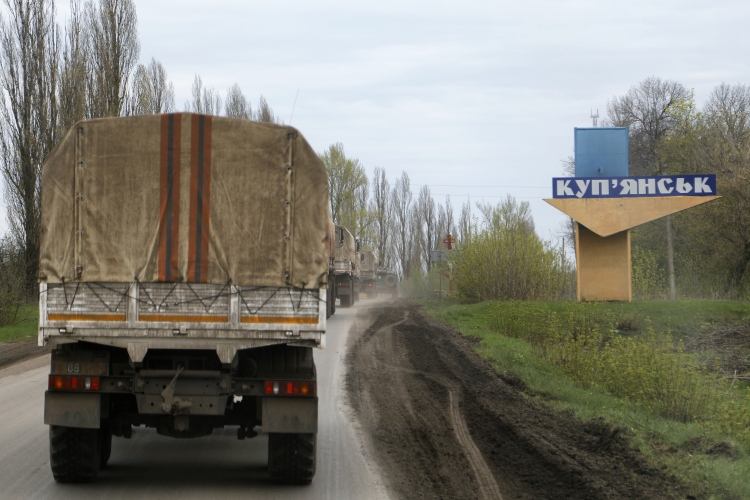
[67,363,80,374]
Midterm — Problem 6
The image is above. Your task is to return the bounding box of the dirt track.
[0,339,50,370]
[346,302,689,500]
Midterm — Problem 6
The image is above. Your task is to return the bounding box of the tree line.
[321,143,575,301]
[0,0,281,298]
[2,3,744,305]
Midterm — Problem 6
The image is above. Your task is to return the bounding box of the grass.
[0,304,38,343]
[528,299,750,340]
[422,299,750,500]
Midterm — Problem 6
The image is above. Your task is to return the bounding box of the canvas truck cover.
[40,114,329,289]
[360,251,378,273]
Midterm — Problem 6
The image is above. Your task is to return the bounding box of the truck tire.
[100,426,112,469]
[339,288,351,308]
[268,432,316,484]
[49,425,101,482]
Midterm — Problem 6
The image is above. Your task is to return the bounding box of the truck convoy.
[359,250,379,298]
[39,114,329,484]
[333,225,360,307]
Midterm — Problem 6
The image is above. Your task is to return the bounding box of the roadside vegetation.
[423,299,750,500]
[0,305,38,343]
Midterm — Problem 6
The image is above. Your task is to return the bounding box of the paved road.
[0,303,390,500]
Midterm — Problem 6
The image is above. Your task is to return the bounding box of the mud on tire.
[268,432,316,484]
[49,425,101,482]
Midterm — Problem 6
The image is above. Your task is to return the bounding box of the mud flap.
[44,391,101,429]
[262,397,318,433]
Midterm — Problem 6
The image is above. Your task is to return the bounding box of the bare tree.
[607,77,690,299]
[85,0,139,117]
[695,84,750,289]
[391,171,413,278]
[254,95,279,123]
[57,0,86,133]
[354,176,373,244]
[443,195,454,237]
[457,198,472,245]
[371,167,392,266]
[225,83,251,119]
[408,204,422,274]
[416,185,436,271]
[186,74,222,115]
[0,0,60,292]
[128,57,174,115]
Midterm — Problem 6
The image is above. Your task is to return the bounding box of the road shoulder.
[345,301,687,500]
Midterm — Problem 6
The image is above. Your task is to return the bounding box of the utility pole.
[590,109,599,127]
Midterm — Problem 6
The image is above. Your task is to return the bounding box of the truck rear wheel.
[339,288,352,308]
[100,426,112,469]
[268,432,316,484]
[49,425,101,482]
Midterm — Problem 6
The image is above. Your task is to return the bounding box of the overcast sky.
[49,0,750,241]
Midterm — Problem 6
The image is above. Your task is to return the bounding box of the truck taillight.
[264,380,315,397]
[339,282,349,287]
[49,375,100,391]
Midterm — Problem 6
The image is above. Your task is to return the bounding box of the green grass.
[422,299,750,500]
[0,305,38,343]
[516,299,750,341]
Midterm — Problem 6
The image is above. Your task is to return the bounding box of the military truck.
[333,226,360,307]
[39,114,329,484]
[359,251,379,298]
[324,218,336,318]
[376,269,398,298]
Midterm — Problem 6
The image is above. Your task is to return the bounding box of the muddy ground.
[346,302,691,500]
[0,339,50,370]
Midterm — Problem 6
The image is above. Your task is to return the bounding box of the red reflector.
[262,380,315,396]
[339,282,348,286]
[48,375,101,391]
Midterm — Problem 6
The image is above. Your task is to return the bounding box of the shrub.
[487,301,750,445]
[0,237,26,327]
[451,197,575,302]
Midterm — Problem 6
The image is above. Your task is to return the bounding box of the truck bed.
[40,282,326,362]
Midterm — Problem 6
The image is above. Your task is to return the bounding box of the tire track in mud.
[448,390,504,500]
[346,302,689,500]
[370,311,503,500]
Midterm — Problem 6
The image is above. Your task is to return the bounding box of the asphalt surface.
[0,301,390,500]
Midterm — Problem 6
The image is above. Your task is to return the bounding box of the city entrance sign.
[552,174,716,199]
[545,127,721,302]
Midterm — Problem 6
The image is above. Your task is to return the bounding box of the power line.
[411,183,547,189]
[410,192,546,199]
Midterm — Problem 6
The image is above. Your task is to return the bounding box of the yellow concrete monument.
[549,128,719,302]
[546,177,719,302]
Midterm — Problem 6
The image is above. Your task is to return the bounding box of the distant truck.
[359,251,379,298]
[333,226,360,307]
[377,269,399,298]
[39,114,329,484]
[325,218,337,317]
